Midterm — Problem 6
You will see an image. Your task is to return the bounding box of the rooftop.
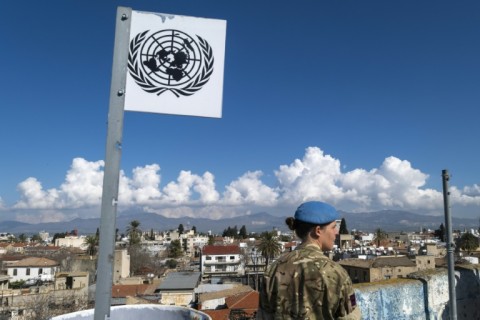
[157,271,201,291]
[7,257,58,267]
[339,256,416,268]
[202,245,240,255]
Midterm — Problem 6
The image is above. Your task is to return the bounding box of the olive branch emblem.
[128,30,214,97]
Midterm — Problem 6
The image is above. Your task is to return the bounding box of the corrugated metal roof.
[157,271,201,291]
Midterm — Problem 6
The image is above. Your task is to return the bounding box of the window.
[26,268,30,276]
[230,256,235,260]
[38,268,43,275]
[13,269,17,276]
[206,256,212,260]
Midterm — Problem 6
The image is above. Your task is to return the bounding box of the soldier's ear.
[313,225,323,238]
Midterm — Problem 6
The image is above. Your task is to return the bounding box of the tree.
[126,220,141,245]
[239,225,248,239]
[84,235,98,256]
[18,233,27,242]
[434,223,446,242]
[373,228,388,247]
[52,232,66,244]
[258,231,282,267]
[178,224,184,235]
[31,234,42,243]
[165,259,178,269]
[339,218,349,235]
[168,239,183,258]
[192,226,197,234]
[208,235,215,245]
[458,232,479,255]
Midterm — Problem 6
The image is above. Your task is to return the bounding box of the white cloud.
[7,147,480,221]
[223,171,278,206]
[60,158,104,207]
[14,177,62,209]
[16,210,72,223]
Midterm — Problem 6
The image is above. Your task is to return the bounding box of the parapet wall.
[354,265,480,319]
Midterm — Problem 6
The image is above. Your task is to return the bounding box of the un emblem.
[128,29,214,97]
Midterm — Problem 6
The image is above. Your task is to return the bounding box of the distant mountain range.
[0,210,477,235]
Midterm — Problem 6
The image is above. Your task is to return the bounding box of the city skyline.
[1,1,479,223]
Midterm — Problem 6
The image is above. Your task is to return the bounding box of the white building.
[55,235,88,251]
[113,249,130,283]
[6,257,59,282]
[201,245,244,279]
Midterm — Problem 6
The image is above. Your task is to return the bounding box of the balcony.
[203,259,240,265]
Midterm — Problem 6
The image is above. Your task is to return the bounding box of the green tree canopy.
[178,224,184,234]
[126,220,141,246]
[222,225,241,238]
[239,225,248,239]
[84,235,98,256]
[434,223,446,242]
[31,234,42,243]
[373,228,388,247]
[459,232,479,254]
[258,231,282,267]
[168,239,183,258]
[165,259,178,269]
[339,218,349,235]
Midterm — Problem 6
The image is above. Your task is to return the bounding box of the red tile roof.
[202,309,230,320]
[202,245,241,255]
[111,284,153,298]
[226,290,259,313]
[201,289,259,320]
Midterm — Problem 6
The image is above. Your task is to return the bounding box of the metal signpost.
[94,7,226,319]
[94,7,131,320]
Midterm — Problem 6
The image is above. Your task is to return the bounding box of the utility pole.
[442,169,457,320]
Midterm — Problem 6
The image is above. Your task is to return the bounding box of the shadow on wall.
[354,264,480,320]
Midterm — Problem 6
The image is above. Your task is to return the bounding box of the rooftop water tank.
[50,304,212,320]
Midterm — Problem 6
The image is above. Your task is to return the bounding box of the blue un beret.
[294,201,340,225]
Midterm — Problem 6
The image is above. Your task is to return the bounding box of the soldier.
[257,201,361,319]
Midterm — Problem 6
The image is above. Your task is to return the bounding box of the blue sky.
[1,1,479,223]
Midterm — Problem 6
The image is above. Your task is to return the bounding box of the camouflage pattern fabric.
[257,243,361,320]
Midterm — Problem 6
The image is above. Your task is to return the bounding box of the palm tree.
[373,228,388,247]
[84,235,98,256]
[126,220,141,246]
[258,231,282,267]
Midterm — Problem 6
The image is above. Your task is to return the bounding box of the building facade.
[6,257,58,282]
[200,245,243,280]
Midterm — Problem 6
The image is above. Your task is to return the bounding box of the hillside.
[0,209,477,236]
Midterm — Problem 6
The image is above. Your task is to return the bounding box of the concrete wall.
[354,264,480,319]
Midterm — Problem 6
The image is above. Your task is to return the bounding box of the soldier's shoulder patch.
[350,294,357,307]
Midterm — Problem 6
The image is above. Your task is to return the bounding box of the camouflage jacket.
[257,243,361,320]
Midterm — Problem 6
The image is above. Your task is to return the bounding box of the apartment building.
[200,245,243,280]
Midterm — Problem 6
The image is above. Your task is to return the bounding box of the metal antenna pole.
[442,169,457,320]
[94,7,131,320]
